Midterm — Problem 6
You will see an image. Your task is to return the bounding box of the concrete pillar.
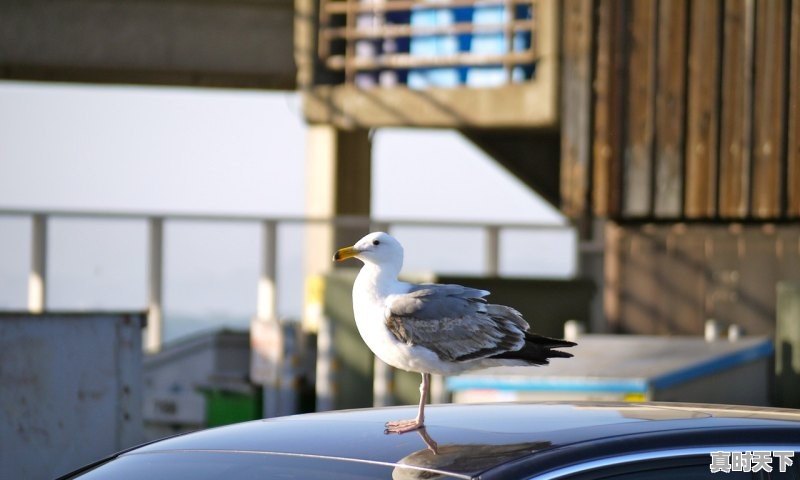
[304,125,371,412]
[304,125,372,332]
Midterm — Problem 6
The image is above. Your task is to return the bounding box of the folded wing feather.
[384,283,530,362]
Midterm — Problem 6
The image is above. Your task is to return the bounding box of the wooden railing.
[318,0,540,86]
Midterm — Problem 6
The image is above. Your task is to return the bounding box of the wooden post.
[789,0,800,216]
[27,214,47,313]
[719,0,755,218]
[623,0,658,217]
[752,0,790,218]
[561,0,594,219]
[653,0,688,218]
[146,218,164,353]
[684,0,722,218]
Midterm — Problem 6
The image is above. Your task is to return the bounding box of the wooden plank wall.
[790,0,800,217]
[605,223,800,335]
[561,0,594,220]
[563,0,800,222]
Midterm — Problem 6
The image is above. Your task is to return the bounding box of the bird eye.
[373,240,380,246]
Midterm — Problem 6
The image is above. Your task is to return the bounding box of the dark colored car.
[59,402,800,479]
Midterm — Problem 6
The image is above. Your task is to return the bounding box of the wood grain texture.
[789,0,800,216]
[719,0,754,218]
[592,0,615,216]
[653,0,688,218]
[561,0,595,218]
[622,0,657,217]
[684,0,722,218]
[752,0,789,218]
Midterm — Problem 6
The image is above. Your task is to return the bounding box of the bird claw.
[384,418,423,434]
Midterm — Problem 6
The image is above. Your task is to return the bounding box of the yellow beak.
[333,245,359,262]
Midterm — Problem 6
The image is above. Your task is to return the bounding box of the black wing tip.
[525,332,578,349]
[490,333,576,365]
[546,349,574,359]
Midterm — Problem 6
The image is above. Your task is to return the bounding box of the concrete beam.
[0,0,295,89]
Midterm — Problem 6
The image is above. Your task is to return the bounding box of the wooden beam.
[322,20,536,41]
[0,0,295,90]
[592,0,625,217]
[324,0,531,14]
[653,0,688,218]
[752,0,790,218]
[789,0,800,217]
[304,82,560,128]
[325,51,537,71]
[561,0,594,219]
[685,0,722,219]
[719,0,755,218]
[622,0,657,217]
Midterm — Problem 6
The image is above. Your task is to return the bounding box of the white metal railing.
[0,207,577,352]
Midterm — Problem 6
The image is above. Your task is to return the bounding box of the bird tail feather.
[490,332,576,365]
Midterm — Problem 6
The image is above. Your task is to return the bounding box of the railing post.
[256,220,281,419]
[315,314,335,412]
[146,218,164,353]
[373,358,394,407]
[485,225,501,276]
[28,214,47,313]
[430,374,447,404]
[257,221,278,320]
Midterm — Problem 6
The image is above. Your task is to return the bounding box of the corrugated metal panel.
[0,312,145,479]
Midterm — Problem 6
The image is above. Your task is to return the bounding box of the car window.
[63,451,462,480]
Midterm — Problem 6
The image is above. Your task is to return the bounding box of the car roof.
[128,402,800,479]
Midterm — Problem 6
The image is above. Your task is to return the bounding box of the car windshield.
[66,451,464,479]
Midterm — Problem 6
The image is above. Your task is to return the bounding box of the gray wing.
[385,283,530,362]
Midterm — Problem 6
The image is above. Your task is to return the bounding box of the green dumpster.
[199,383,263,427]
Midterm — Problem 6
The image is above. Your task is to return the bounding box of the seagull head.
[333,231,404,269]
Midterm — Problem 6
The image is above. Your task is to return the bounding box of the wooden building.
[295,0,800,336]
[561,0,800,335]
[6,0,796,336]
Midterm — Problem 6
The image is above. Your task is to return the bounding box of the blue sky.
[0,81,572,339]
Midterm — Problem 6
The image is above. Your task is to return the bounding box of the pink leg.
[385,373,429,434]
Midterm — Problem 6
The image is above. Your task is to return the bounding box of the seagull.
[333,231,576,434]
